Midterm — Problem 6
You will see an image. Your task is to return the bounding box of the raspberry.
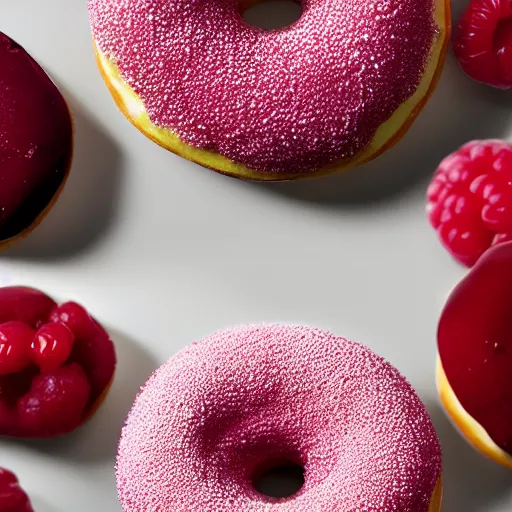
[494,232,512,244]
[17,363,91,437]
[0,468,34,512]
[50,302,116,401]
[0,287,56,329]
[0,322,36,376]
[30,322,74,372]
[49,301,93,340]
[0,469,18,487]
[0,288,116,438]
[427,140,512,266]
[454,0,512,88]
[0,368,38,406]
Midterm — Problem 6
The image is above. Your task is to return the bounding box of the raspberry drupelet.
[0,286,116,438]
[427,140,512,266]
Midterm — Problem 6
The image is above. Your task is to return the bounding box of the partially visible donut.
[117,325,442,511]
[88,0,449,180]
[437,241,512,468]
[0,33,73,249]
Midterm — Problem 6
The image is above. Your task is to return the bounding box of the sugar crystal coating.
[88,0,437,173]
[117,324,441,511]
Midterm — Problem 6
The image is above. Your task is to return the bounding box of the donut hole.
[251,458,305,499]
[241,0,302,30]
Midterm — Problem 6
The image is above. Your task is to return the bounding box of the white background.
[1,1,512,510]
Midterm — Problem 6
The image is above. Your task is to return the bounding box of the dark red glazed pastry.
[0,33,72,248]
[0,287,116,438]
[437,241,512,468]
[0,468,33,512]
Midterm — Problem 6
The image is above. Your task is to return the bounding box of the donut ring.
[88,0,450,180]
[436,241,512,469]
[117,325,442,511]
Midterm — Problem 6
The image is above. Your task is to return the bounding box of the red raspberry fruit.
[50,302,116,402]
[0,287,56,329]
[49,301,92,340]
[30,322,74,372]
[454,0,512,89]
[0,287,116,438]
[0,322,36,376]
[0,468,34,512]
[427,140,512,266]
[17,363,91,437]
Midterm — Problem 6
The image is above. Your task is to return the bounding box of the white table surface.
[1,1,512,510]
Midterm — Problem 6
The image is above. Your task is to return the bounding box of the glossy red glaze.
[0,322,36,376]
[0,468,18,487]
[438,241,512,453]
[0,32,72,240]
[0,286,116,438]
[50,302,116,401]
[17,363,91,437]
[31,322,74,372]
[0,287,56,328]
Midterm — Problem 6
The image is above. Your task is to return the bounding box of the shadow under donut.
[427,401,512,511]
[14,328,157,464]
[254,55,512,207]
[1,94,124,261]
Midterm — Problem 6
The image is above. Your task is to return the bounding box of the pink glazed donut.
[88,0,449,180]
[117,325,442,511]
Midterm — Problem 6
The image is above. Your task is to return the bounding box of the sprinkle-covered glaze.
[0,33,72,238]
[117,325,441,511]
[89,0,437,173]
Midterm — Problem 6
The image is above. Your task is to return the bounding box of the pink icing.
[116,325,441,511]
[88,0,437,174]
